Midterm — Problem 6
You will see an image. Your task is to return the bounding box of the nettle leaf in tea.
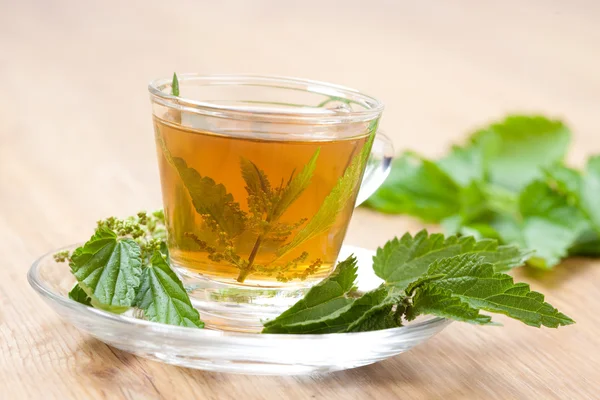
[172,156,246,238]
[276,134,375,259]
[153,74,380,284]
[153,117,374,284]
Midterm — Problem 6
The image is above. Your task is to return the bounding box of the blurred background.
[1,0,599,246]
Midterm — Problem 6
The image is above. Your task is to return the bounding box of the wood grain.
[1,0,599,398]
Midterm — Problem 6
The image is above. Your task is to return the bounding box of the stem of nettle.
[236,211,277,282]
[236,235,263,283]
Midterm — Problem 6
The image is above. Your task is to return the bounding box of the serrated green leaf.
[404,274,446,295]
[135,251,204,328]
[68,284,92,306]
[406,284,493,325]
[263,270,404,334]
[262,255,358,333]
[345,287,403,332]
[265,285,402,334]
[240,157,272,214]
[270,149,319,220]
[373,230,530,289]
[424,254,574,328]
[70,227,142,308]
[240,149,320,222]
[470,115,571,191]
[365,152,460,221]
[277,135,373,257]
[519,180,589,268]
[172,157,245,238]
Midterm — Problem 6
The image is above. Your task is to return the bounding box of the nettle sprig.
[54,211,167,263]
[263,230,574,333]
[56,210,203,328]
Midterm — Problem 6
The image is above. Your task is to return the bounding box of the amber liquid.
[154,117,371,286]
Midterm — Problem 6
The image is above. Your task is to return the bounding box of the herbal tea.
[154,117,374,285]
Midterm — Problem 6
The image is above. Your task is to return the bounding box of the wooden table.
[1,0,599,398]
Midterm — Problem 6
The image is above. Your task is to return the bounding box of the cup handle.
[355,131,394,206]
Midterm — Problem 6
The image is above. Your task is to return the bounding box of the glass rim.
[147,73,384,124]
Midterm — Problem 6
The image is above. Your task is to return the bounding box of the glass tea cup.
[148,74,393,331]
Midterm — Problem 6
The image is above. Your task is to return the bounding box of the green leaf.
[544,163,582,198]
[442,182,519,239]
[373,230,530,289]
[265,230,575,332]
[135,251,204,328]
[264,285,402,334]
[262,255,358,333]
[263,257,404,334]
[437,144,485,187]
[470,115,571,191]
[569,229,600,257]
[68,284,92,306]
[364,152,460,221]
[404,273,446,295]
[240,157,273,214]
[70,228,142,308]
[270,149,320,220]
[488,213,524,246]
[424,254,575,328]
[277,135,373,257]
[459,224,502,242]
[579,156,600,232]
[456,182,488,221]
[171,72,179,96]
[240,148,320,222]
[345,287,403,332]
[406,284,493,325]
[518,181,589,268]
[172,157,245,238]
[479,183,520,217]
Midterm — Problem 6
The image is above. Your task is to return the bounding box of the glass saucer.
[28,244,450,375]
